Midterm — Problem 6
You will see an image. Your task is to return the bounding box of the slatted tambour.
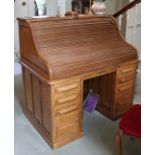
[19,16,137,80]
[31,18,120,49]
[18,15,138,149]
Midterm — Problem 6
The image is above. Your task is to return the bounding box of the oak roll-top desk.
[18,15,138,149]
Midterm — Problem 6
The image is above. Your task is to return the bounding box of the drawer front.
[54,90,81,107]
[55,122,80,142]
[118,89,133,101]
[115,81,134,116]
[55,106,80,127]
[54,80,80,95]
[117,81,134,101]
[54,107,81,141]
[117,64,137,83]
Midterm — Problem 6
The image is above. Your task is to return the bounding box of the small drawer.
[117,64,137,83]
[54,91,81,107]
[117,82,134,101]
[54,107,81,141]
[54,80,80,94]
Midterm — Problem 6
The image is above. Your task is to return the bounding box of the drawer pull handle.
[56,83,79,93]
[98,71,104,74]
[58,105,79,114]
[121,68,134,73]
[119,78,127,82]
[119,86,132,92]
[57,94,79,104]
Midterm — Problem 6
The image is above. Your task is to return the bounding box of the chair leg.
[115,130,123,155]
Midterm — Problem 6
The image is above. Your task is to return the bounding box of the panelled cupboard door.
[23,69,33,114]
[32,75,42,124]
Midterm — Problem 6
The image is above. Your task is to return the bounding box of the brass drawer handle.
[55,83,79,93]
[57,94,79,104]
[58,105,79,114]
[121,68,134,73]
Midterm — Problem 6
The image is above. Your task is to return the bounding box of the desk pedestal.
[22,60,137,149]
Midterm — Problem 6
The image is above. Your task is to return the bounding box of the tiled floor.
[14,62,141,155]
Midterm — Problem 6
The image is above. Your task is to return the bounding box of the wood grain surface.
[18,16,138,149]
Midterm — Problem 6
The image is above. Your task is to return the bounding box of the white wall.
[66,0,72,12]
[14,0,26,56]
[57,0,72,16]
[57,0,66,16]
[105,0,117,14]
[14,0,34,56]
[116,0,130,12]
[46,0,57,16]
[14,0,29,19]
[125,2,141,101]
[126,3,141,59]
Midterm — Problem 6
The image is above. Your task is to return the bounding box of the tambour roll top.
[18,15,138,81]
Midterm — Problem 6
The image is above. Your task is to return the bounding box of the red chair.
[115,104,141,155]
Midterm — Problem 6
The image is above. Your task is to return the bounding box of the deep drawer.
[116,80,134,116]
[53,107,81,141]
[55,122,80,142]
[54,105,80,124]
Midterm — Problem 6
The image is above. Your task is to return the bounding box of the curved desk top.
[18,15,138,81]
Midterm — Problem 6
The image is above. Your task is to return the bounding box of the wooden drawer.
[54,90,81,107]
[115,81,134,116]
[54,106,81,141]
[55,122,80,142]
[117,81,134,101]
[54,103,80,116]
[54,80,80,95]
[117,64,137,84]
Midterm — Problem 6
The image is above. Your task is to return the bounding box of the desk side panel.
[18,20,51,80]
[22,67,53,146]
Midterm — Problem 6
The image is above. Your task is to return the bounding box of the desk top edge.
[17,15,114,22]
